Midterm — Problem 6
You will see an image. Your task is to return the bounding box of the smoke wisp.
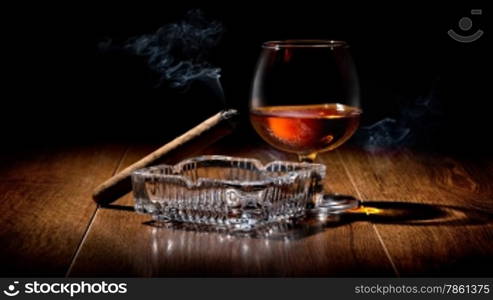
[101,9,224,89]
[354,83,445,151]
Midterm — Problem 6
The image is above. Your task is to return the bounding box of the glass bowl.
[131,155,325,231]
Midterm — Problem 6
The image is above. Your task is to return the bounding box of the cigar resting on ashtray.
[93,109,238,205]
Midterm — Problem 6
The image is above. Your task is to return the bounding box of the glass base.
[308,194,360,216]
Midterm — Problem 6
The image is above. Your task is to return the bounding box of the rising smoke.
[100,9,224,89]
[354,81,445,151]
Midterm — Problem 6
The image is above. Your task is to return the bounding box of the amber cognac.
[250,103,361,157]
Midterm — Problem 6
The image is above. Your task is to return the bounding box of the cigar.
[93,109,238,205]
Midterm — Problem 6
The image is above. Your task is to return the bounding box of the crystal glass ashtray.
[131,155,326,231]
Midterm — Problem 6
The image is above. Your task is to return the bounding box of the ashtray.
[132,155,327,231]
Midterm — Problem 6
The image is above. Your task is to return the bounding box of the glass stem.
[298,152,317,163]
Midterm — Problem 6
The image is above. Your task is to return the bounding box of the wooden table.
[1,133,492,277]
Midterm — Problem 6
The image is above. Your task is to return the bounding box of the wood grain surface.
[337,149,493,276]
[0,144,127,276]
[0,135,492,277]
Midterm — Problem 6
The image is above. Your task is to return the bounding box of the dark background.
[5,2,490,153]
